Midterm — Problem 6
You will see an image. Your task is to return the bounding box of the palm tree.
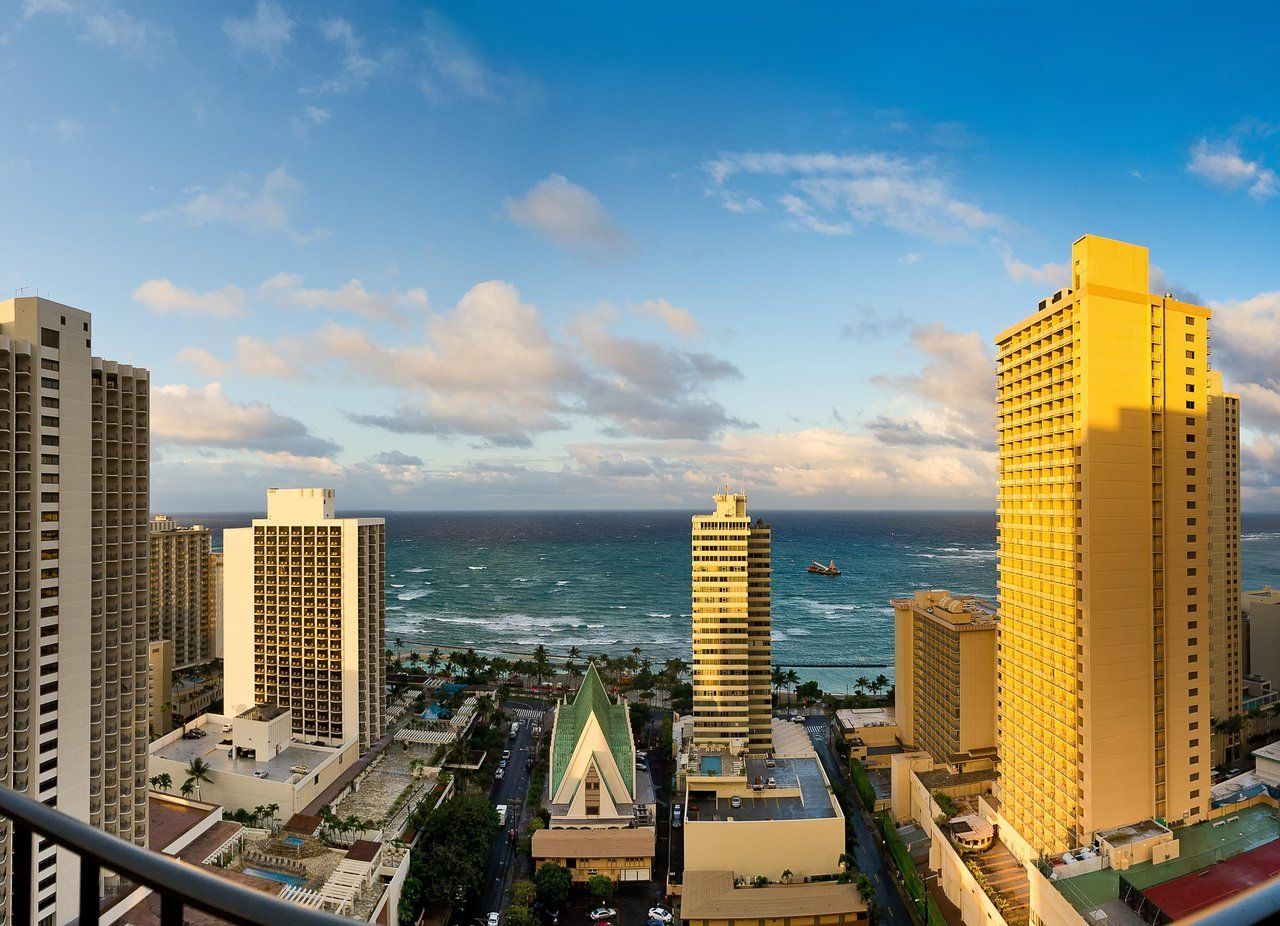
[393,636,405,659]
[408,651,421,667]
[784,669,800,693]
[265,802,281,831]
[871,673,890,697]
[185,757,213,800]
[568,646,582,661]
[427,648,442,675]
[771,666,785,697]
[180,778,195,798]
[854,676,871,696]
[532,645,551,690]
[781,869,793,884]
[152,772,172,793]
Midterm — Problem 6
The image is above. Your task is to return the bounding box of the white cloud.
[223,1,294,62]
[143,166,327,245]
[234,335,306,380]
[133,278,246,318]
[419,9,535,106]
[258,272,426,322]
[635,299,704,339]
[506,174,625,253]
[175,347,228,378]
[311,280,740,446]
[1187,139,1277,200]
[152,383,338,457]
[999,243,1070,288]
[306,17,391,95]
[290,105,331,137]
[898,252,921,265]
[703,150,1006,241]
[24,0,160,55]
[53,116,83,143]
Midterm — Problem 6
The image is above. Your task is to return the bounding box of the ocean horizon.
[181,509,1280,693]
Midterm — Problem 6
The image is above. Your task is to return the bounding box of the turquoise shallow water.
[191,509,1280,692]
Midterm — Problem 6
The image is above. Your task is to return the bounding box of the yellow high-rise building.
[148,514,218,669]
[691,491,772,753]
[995,235,1235,857]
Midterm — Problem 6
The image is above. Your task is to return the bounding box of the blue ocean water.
[187,510,1280,692]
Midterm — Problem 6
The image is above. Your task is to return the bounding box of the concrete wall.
[683,816,845,881]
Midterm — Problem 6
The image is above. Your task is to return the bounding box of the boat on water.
[808,560,841,576]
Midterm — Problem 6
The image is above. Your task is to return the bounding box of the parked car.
[767,777,777,788]
[290,765,309,775]
[648,909,674,925]
[495,768,505,780]
[764,755,776,768]
[499,759,508,770]
[589,908,617,922]
[253,770,269,779]
[502,750,511,760]
[729,795,742,809]
[487,913,500,926]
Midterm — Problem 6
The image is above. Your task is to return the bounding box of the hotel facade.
[690,491,772,754]
[995,234,1240,857]
[224,488,385,752]
[0,297,149,925]
[147,514,218,670]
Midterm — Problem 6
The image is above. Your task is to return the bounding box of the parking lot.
[560,884,669,925]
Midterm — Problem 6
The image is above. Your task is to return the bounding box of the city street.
[476,700,548,923]
[804,718,914,926]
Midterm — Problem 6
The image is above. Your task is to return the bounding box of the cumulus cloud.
[635,299,704,339]
[143,166,327,245]
[23,0,162,55]
[259,272,425,322]
[175,347,228,378]
[224,1,294,62]
[506,174,625,253]
[313,281,741,447]
[1187,139,1278,200]
[999,243,1070,288]
[152,383,338,457]
[133,278,246,318]
[702,150,1006,241]
[870,322,995,450]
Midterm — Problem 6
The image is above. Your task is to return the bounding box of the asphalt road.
[803,718,914,926]
[476,702,546,923]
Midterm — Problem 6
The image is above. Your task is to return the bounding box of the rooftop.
[532,826,655,859]
[153,730,338,784]
[680,870,865,919]
[550,663,633,796]
[1135,836,1280,921]
[239,703,289,722]
[148,795,212,851]
[686,755,837,823]
[1052,804,1280,923]
[1097,818,1171,849]
[836,706,896,730]
[1255,741,1280,763]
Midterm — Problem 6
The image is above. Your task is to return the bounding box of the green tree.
[535,861,572,911]
[587,874,614,900]
[426,648,442,674]
[184,757,213,800]
[399,793,501,923]
[532,645,552,690]
[511,880,538,906]
[505,906,537,926]
[180,778,195,798]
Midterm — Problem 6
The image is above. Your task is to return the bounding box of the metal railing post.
[11,821,31,926]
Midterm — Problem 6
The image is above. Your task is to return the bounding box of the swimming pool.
[420,703,450,720]
[282,835,305,847]
[699,756,723,775]
[244,866,307,888]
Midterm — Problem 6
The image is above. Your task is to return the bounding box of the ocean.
[185,510,1280,693]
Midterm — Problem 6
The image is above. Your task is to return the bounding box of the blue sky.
[4,2,1280,510]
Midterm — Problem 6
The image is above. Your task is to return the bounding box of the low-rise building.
[835,706,901,769]
[679,719,845,883]
[1247,586,1280,694]
[148,707,358,820]
[531,665,656,882]
[680,869,867,926]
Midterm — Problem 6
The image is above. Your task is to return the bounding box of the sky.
[3,2,1280,511]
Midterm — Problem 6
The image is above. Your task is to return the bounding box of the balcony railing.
[0,784,352,926]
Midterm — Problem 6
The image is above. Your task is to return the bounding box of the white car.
[589,909,617,922]
[729,795,742,809]
[648,909,674,925]
[487,913,500,926]
[253,770,269,779]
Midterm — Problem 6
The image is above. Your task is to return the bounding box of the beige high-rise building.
[1208,372,1242,756]
[148,514,217,669]
[0,297,149,924]
[691,491,772,754]
[224,489,385,752]
[891,590,997,773]
[995,235,1236,857]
